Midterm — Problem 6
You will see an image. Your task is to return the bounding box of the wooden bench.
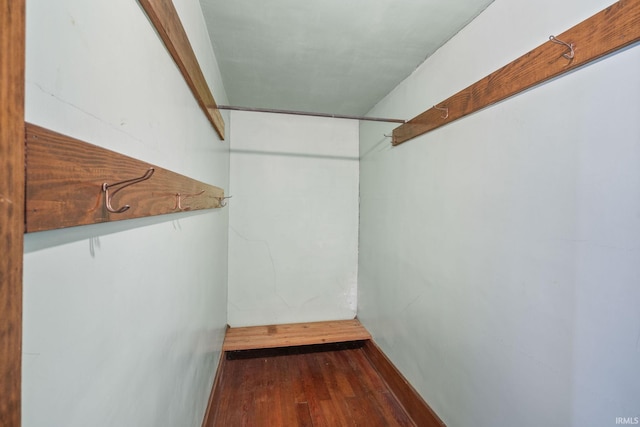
[222,319,372,351]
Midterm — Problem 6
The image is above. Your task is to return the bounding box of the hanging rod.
[216,105,406,124]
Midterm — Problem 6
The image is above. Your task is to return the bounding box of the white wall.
[358,1,640,426]
[22,1,230,426]
[227,111,359,326]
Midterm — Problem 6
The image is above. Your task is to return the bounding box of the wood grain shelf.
[139,0,225,140]
[25,123,226,232]
[392,0,640,146]
[222,319,372,352]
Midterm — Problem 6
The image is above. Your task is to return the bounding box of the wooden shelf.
[139,0,225,140]
[25,123,226,232]
[393,0,640,146]
[222,319,372,351]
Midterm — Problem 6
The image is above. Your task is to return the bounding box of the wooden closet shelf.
[139,0,225,140]
[222,319,372,351]
[392,0,640,145]
[25,123,226,232]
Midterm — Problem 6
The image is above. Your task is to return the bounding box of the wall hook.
[175,190,205,211]
[433,105,449,119]
[217,196,232,207]
[384,133,393,138]
[102,168,154,213]
[549,35,574,60]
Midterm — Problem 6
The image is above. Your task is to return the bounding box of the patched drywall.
[227,111,359,326]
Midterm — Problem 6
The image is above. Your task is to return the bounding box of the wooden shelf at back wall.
[25,123,225,233]
[392,0,640,146]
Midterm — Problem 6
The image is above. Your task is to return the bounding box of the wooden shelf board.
[222,319,372,352]
[139,0,225,140]
[25,123,225,232]
[392,0,640,146]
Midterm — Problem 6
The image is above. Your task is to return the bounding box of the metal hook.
[384,133,393,138]
[175,190,205,211]
[433,105,449,119]
[217,196,232,207]
[102,168,154,213]
[549,35,574,60]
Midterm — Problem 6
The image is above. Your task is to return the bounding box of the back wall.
[227,111,359,326]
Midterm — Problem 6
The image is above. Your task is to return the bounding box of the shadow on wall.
[23,208,223,253]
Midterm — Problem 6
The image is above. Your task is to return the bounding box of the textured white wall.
[22,0,230,426]
[227,111,359,326]
[358,1,640,426]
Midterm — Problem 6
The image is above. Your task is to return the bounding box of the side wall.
[22,1,230,426]
[358,1,640,426]
[227,111,359,327]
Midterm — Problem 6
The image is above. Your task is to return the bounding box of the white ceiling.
[200,0,494,116]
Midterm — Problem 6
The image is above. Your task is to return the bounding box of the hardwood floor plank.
[301,352,332,401]
[292,357,308,404]
[295,403,313,427]
[275,355,299,425]
[330,351,356,397]
[299,352,333,426]
[344,393,401,427]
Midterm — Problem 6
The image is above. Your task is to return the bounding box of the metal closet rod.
[216,105,406,124]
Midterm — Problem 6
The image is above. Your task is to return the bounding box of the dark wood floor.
[209,342,416,427]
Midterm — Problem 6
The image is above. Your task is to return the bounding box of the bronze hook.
[102,168,154,214]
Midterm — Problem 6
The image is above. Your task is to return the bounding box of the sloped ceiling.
[200,0,494,116]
